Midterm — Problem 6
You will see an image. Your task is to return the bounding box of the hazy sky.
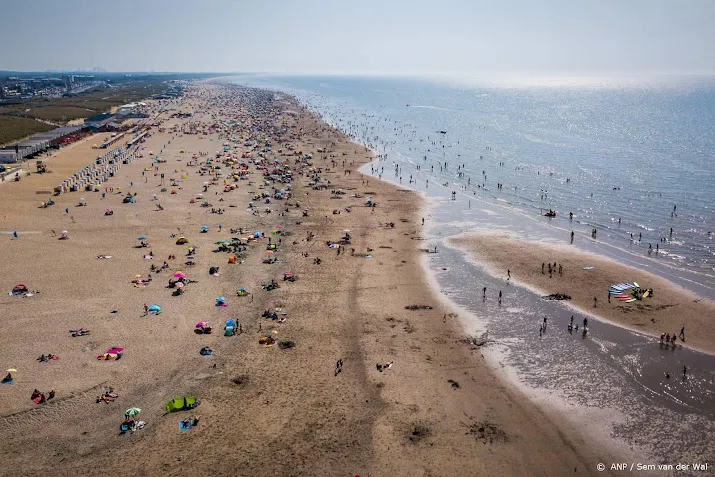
[1,0,713,75]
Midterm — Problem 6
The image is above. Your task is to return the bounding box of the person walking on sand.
[507,269,511,280]
[498,290,502,304]
[679,327,685,341]
[593,297,598,308]
[542,262,545,274]
[583,317,588,329]
[143,303,148,315]
[482,287,487,298]
[543,316,547,331]
[608,292,611,303]
[570,231,574,244]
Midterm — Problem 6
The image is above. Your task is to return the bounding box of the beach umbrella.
[124,407,141,417]
[6,368,17,373]
[137,236,147,241]
[148,304,161,313]
[201,225,209,231]
[172,272,185,278]
[195,321,208,328]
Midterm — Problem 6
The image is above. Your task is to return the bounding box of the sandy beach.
[448,232,715,356]
[0,83,623,476]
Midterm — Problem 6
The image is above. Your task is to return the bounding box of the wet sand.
[0,84,620,476]
[449,232,715,356]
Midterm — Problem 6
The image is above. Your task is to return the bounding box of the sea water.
[230,75,715,470]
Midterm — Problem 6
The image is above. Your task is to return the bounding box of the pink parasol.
[173,272,185,278]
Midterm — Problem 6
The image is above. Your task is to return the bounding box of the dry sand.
[0,84,621,476]
[449,232,715,355]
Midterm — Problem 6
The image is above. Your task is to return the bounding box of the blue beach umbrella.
[137,236,147,241]
[201,225,209,231]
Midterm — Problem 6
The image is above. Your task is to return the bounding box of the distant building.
[85,112,114,125]
[0,150,19,164]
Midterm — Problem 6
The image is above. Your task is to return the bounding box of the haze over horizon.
[1,0,714,78]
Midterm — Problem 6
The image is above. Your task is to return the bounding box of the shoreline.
[264,79,714,473]
[0,82,621,476]
[447,231,715,357]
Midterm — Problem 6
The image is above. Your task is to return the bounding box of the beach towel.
[179,420,193,431]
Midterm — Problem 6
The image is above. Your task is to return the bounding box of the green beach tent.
[165,396,197,413]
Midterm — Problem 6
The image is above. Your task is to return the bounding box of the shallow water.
[229,76,715,469]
